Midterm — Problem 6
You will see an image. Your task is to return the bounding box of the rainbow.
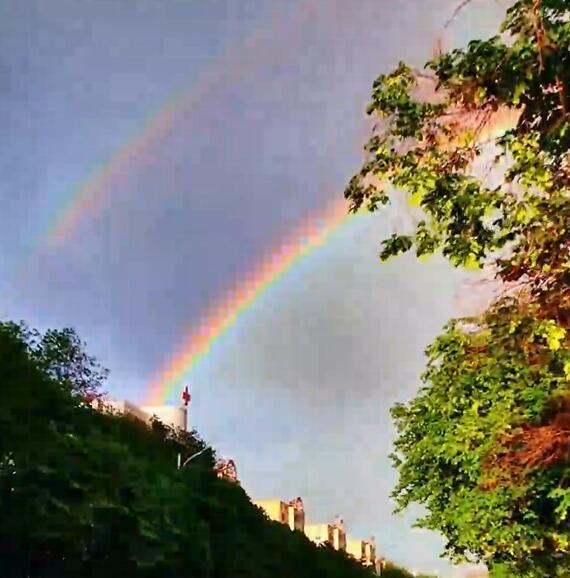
[145,106,521,405]
[44,0,318,249]
[46,93,188,247]
[144,197,355,405]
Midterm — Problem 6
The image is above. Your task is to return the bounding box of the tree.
[34,326,109,401]
[0,321,108,400]
[0,321,380,578]
[345,1,569,576]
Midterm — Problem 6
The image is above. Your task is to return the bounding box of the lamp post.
[177,446,209,470]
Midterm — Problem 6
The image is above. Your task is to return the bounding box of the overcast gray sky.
[1,1,507,574]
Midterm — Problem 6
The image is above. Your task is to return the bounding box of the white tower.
[141,386,190,432]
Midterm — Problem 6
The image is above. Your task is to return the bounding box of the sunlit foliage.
[345,1,570,576]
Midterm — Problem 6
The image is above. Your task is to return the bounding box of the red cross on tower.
[182,386,191,407]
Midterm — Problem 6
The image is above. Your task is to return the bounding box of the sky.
[1,0,508,575]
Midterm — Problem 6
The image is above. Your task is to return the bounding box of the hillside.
[0,321,377,578]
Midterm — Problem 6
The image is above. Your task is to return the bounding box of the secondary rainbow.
[144,198,354,405]
[43,0,319,249]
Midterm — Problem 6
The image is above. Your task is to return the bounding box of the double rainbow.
[32,0,520,405]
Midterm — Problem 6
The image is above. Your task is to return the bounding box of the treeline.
[0,321,380,577]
